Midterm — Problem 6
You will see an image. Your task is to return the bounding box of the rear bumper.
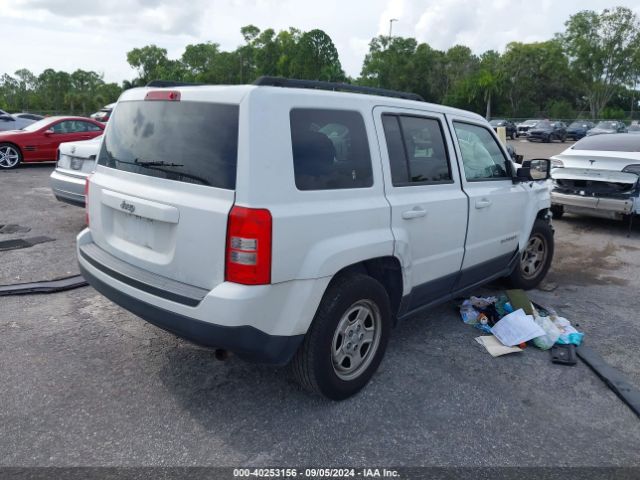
[76,231,328,364]
[50,169,87,207]
[551,191,636,216]
[80,260,303,364]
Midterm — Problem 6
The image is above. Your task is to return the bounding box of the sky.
[1,0,639,84]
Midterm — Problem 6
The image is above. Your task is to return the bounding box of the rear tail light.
[84,176,91,226]
[145,90,181,101]
[225,206,272,285]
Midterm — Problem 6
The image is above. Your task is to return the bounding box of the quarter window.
[382,114,452,185]
[290,109,373,191]
[453,122,510,181]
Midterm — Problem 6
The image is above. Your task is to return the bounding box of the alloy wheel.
[0,146,20,168]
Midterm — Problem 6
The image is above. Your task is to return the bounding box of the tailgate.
[87,94,240,291]
[89,171,233,290]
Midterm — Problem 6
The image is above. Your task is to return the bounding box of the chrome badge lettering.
[500,234,518,244]
[120,200,136,214]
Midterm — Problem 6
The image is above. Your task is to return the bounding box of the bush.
[600,106,626,119]
[545,99,575,120]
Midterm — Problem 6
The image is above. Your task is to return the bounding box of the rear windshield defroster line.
[98,100,239,189]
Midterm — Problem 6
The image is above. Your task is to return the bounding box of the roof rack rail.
[146,80,203,88]
[252,76,424,102]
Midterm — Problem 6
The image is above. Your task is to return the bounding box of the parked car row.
[489,118,635,142]
[527,120,568,143]
[489,119,517,139]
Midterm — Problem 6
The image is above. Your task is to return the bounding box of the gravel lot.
[1,143,640,467]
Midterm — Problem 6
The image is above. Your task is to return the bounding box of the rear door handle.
[475,199,492,209]
[401,207,427,220]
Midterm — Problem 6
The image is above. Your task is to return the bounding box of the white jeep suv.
[77,77,554,400]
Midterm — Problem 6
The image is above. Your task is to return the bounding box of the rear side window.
[290,109,373,190]
[381,114,452,185]
[98,101,238,189]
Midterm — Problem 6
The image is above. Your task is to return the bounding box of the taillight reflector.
[225,206,272,285]
[145,90,181,101]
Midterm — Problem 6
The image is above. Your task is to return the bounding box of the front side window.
[382,114,451,185]
[290,109,373,191]
[453,122,510,181]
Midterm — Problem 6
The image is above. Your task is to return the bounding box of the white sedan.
[50,136,102,207]
[550,134,640,220]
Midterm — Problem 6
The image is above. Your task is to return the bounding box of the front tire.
[508,219,554,290]
[291,273,391,400]
[0,143,22,169]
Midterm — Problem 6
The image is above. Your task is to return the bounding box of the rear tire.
[0,143,22,169]
[291,273,391,400]
[507,219,554,290]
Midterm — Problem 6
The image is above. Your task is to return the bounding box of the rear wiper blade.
[134,158,184,167]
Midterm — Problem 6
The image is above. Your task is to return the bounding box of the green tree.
[560,6,640,118]
[467,50,502,119]
[290,29,344,81]
[14,68,38,111]
[182,42,222,83]
[501,41,574,117]
[126,45,185,84]
[360,36,418,90]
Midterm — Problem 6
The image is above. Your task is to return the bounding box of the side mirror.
[44,129,54,135]
[516,158,551,181]
[0,114,14,121]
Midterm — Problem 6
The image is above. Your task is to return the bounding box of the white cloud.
[0,0,639,83]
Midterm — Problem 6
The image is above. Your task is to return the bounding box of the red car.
[0,116,104,169]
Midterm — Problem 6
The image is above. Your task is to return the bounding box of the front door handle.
[475,199,492,209]
[401,207,427,220]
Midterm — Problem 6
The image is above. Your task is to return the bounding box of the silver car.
[0,109,35,131]
[50,136,102,207]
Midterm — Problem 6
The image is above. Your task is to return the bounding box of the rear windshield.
[98,100,239,189]
[573,134,640,152]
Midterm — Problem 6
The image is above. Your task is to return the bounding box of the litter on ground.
[461,289,584,359]
[475,336,523,357]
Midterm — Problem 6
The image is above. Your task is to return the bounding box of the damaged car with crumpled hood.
[549,134,640,221]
